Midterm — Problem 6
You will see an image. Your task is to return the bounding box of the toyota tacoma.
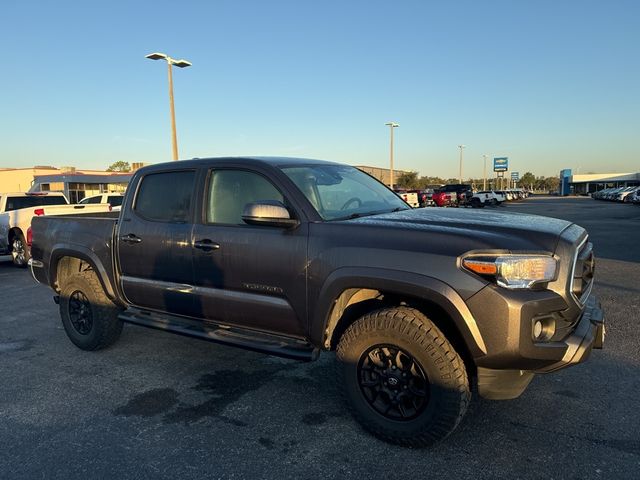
[29,157,605,446]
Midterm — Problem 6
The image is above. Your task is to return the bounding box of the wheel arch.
[50,247,119,304]
[313,268,487,364]
[8,227,23,243]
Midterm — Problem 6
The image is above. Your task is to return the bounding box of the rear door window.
[134,171,196,222]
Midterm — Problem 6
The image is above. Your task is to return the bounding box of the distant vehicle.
[79,193,125,211]
[432,189,453,207]
[471,190,505,207]
[439,184,473,206]
[393,189,419,208]
[418,189,436,207]
[0,192,112,267]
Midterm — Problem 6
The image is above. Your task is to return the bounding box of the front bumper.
[534,295,604,373]
[475,295,605,399]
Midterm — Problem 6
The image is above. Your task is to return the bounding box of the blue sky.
[1,0,638,178]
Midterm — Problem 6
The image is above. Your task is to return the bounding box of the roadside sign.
[493,157,508,172]
[511,172,519,181]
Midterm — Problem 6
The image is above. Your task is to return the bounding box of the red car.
[432,190,453,207]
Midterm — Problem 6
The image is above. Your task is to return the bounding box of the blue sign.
[511,171,519,180]
[493,157,508,172]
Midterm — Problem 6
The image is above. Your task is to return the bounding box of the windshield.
[281,164,410,220]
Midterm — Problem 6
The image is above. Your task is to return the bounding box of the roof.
[138,156,343,173]
[32,173,134,183]
[0,192,67,197]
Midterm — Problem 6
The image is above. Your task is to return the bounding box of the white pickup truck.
[0,192,112,267]
[79,193,125,211]
[471,190,506,207]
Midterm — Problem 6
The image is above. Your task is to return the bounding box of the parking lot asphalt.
[1,196,639,479]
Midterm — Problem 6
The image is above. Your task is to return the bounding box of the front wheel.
[336,307,470,446]
[59,271,123,350]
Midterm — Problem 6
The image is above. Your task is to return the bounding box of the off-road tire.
[11,232,30,267]
[336,307,470,446]
[59,271,123,350]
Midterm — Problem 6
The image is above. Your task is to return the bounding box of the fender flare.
[50,244,118,301]
[312,267,487,357]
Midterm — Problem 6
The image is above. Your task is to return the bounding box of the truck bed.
[30,213,120,294]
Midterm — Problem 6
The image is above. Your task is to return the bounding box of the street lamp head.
[385,122,399,127]
[171,59,192,68]
[146,52,168,61]
[458,144,465,149]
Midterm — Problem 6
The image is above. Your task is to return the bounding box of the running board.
[118,308,320,362]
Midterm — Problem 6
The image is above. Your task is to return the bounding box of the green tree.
[542,176,560,193]
[396,171,421,189]
[106,161,131,172]
[519,172,536,190]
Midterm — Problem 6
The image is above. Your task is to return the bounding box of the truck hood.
[344,207,574,253]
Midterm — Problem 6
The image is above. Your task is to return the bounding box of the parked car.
[393,189,419,208]
[432,189,454,207]
[79,193,125,211]
[0,192,112,266]
[619,186,639,203]
[418,189,436,207]
[471,190,505,207]
[30,156,604,446]
[440,184,474,206]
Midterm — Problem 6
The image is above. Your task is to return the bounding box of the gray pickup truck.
[29,157,605,446]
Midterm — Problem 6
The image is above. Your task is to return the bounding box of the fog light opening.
[532,317,556,341]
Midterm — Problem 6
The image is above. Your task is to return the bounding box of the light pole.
[483,154,487,190]
[458,145,465,183]
[146,52,192,160]
[385,122,399,188]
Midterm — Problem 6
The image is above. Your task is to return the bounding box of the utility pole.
[483,154,487,190]
[385,122,399,188]
[458,145,465,183]
[146,52,192,160]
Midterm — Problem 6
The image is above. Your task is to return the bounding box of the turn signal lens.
[462,259,498,275]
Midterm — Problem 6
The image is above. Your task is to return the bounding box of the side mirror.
[241,201,299,228]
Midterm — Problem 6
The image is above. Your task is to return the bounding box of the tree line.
[395,171,560,192]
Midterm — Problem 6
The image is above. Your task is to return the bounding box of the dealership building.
[559,169,640,195]
[0,164,148,203]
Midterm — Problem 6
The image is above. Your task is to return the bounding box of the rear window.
[134,171,195,222]
[4,195,68,211]
[81,196,103,204]
[107,195,123,207]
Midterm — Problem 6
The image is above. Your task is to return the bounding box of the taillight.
[26,227,33,246]
[109,205,113,212]
[34,208,45,216]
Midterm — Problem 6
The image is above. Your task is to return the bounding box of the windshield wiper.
[331,207,409,221]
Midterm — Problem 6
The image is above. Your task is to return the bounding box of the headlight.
[462,254,557,289]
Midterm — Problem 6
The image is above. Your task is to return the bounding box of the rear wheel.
[336,307,470,446]
[59,271,123,350]
[11,232,29,267]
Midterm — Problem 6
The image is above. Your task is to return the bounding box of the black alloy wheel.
[67,290,94,335]
[358,345,429,421]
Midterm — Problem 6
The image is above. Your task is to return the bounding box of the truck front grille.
[571,240,594,304]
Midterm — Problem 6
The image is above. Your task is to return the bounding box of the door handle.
[193,239,220,251]
[120,234,142,244]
